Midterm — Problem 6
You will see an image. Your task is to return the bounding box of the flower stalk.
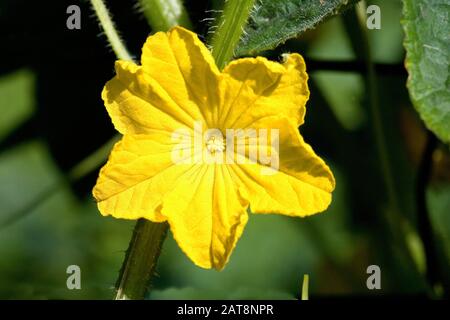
[115,220,168,300]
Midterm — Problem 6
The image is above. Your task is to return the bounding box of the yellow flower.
[93,26,335,270]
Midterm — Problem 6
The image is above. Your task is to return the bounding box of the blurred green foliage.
[0,70,34,140]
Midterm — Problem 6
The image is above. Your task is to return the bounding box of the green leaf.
[235,0,360,56]
[402,0,450,143]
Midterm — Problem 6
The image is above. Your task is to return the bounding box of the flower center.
[205,134,225,153]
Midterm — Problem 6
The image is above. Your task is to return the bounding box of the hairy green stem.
[139,0,192,32]
[90,0,133,61]
[210,0,256,69]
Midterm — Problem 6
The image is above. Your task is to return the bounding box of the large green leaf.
[235,0,360,56]
[402,0,450,143]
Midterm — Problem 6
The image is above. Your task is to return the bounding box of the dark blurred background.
[0,0,448,299]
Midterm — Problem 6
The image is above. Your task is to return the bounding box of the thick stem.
[210,0,256,69]
[115,220,169,300]
[90,0,133,61]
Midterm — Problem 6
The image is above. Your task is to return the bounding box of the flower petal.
[229,117,335,217]
[219,53,309,130]
[93,132,194,222]
[141,26,221,127]
[161,164,249,270]
[102,60,197,135]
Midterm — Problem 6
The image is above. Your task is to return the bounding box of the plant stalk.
[90,0,133,61]
[115,220,168,300]
[210,0,256,69]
